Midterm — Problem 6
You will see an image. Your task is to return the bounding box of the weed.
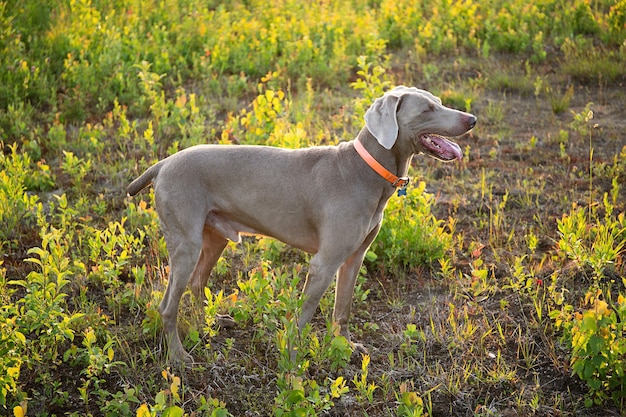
[275,318,349,416]
[353,354,378,403]
[0,144,41,241]
[556,201,625,280]
[372,182,453,272]
[553,291,626,408]
[0,265,24,407]
[351,47,393,123]
[561,38,626,84]
[548,84,574,115]
[137,369,231,416]
[60,151,91,189]
[274,371,348,416]
[396,382,426,417]
[17,244,82,342]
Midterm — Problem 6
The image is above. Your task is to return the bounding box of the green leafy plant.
[0,263,24,407]
[64,327,126,408]
[137,369,231,417]
[551,195,626,409]
[372,182,453,271]
[352,354,378,403]
[350,48,392,124]
[274,371,348,417]
[60,150,91,189]
[10,228,85,361]
[396,382,426,417]
[552,290,626,408]
[0,144,41,241]
[556,200,625,280]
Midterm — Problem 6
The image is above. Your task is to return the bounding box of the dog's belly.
[205,209,319,253]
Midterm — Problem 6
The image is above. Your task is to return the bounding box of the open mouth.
[419,134,463,162]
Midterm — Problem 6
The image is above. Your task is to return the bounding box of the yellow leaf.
[175,93,187,108]
[13,405,25,417]
[8,365,20,378]
[594,300,608,317]
[84,327,96,344]
[136,404,151,417]
[361,354,370,370]
[171,375,181,396]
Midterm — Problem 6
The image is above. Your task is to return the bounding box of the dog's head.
[364,86,476,161]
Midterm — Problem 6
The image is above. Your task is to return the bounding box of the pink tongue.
[431,135,463,161]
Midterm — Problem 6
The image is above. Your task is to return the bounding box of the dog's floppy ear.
[364,91,402,150]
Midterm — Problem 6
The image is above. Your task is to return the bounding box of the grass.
[1,0,626,416]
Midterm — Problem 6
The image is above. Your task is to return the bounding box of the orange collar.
[353,139,409,189]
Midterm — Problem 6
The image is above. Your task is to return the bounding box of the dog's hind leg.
[189,227,236,329]
[159,227,203,364]
[189,226,228,302]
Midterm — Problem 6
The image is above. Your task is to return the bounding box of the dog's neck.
[357,128,412,181]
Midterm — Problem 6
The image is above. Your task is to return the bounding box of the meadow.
[1,0,626,415]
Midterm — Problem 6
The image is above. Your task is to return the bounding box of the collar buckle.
[394,177,409,196]
[393,177,410,188]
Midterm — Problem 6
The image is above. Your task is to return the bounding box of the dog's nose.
[467,115,477,129]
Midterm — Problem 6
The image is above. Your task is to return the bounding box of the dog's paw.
[216,314,237,329]
[167,348,195,367]
[351,341,369,356]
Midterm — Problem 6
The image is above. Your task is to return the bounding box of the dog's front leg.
[291,252,345,361]
[334,224,381,355]
[298,254,341,328]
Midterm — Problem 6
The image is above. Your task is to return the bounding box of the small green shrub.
[551,196,626,409]
[274,370,348,417]
[0,144,42,241]
[396,382,426,417]
[352,354,378,403]
[137,369,232,417]
[372,182,452,271]
[0,263,25,407]
[301,321,352,372]
[556,200,625,280]
[350,47,393,125]
[552,291,626,408]
[10,228,86,361]
[607,0,626,44]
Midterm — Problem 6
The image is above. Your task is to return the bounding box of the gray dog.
[127,86,476,363]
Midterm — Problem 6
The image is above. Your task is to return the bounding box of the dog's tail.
[126,160,164,196]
